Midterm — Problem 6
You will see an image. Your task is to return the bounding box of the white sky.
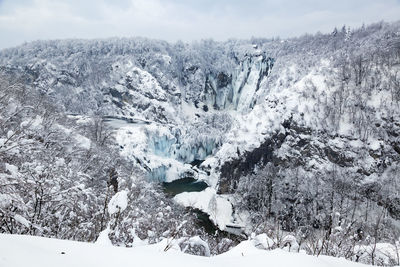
[0,0,399,49]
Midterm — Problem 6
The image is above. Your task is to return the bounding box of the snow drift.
[0,234,366,267]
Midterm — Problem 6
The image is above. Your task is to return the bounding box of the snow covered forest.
[1,21,400,265]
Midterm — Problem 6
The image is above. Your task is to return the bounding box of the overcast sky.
[0,0,399,49]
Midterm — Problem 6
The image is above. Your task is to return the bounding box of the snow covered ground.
[0,234,367,267]
[174,188,233,230]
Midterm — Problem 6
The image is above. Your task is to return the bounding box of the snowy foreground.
[0,234,366,267]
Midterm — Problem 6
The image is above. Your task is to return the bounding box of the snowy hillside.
[0,234,366,267]
[1,21,400,265]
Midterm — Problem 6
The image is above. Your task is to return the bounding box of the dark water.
[163,177,208,197]
[192,208,219,234]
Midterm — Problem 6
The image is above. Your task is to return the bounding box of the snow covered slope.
[1,22,400,260]
[0,234,366,267]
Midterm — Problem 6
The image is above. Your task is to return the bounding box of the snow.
[3,38,396,248]
[369,140,381,150]
[54,157,65,167]
[1,33,399,267]
[20,115,43,130]
[165,164,193,182]
[74,134,91,150]
[252,233,275,250]
[95,227,113,246]
[30,115,43,129]
[0,234,367,267]
[0,193,13,208]
[13,215,31,228]
[108,190,128,215]
[5,163,19,176]
[174,188,233,230]
[7,130,13,139]
[114,124,148,160]
[281,235,300,252]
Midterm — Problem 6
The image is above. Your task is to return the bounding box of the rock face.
[218,131,287,194]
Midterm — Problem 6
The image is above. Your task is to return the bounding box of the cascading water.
[202,54,274,112]
[147,132,220,182]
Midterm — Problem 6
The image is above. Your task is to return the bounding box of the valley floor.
[0,234,367,267]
